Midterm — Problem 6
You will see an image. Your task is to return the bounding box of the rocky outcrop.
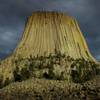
[14,11,95,61]
[0,11,97,85]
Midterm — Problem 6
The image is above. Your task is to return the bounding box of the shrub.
[20,67,31,80]
[47,65,55,79]
[13,53,99,83]
[0,75,3,88]
[71,59,97,83]
[13,66,22,82]
[4,78,10,87]
[43,72,50,79]
[96,68,100,75]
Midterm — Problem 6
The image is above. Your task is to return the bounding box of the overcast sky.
[0,0,100,60]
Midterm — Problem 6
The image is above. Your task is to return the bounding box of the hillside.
[0,11,99,100]
[0,76,100,100]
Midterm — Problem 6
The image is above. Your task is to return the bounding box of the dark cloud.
[0,0,100,60]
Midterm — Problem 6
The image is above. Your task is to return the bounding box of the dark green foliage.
[4,78,10,87]
[0,75,14,88]
[0,76,12,88]
[47,66,55,79]
[20,67,31,80]
[0,75,3,88]
[96,68,100,75]
[71,69,93,83]
[43,72,50,79]
[13,66,22,82]
[13,66,31,82]
[13,51,99,83]
[71,59,98,83]
[91,63,100,75]
[0,51,99,89]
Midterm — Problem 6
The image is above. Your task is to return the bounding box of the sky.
[0,0,100,60]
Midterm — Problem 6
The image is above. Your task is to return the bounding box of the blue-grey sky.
[0,0,100,60]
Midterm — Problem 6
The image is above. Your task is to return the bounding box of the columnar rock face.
[14,12,95,61]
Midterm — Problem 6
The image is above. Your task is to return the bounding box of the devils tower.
[0,11,97,83]
[0,11,100,100]
[14,11,95,61]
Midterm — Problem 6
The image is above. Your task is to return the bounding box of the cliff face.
[15,12,95,61]
[0,11,96,83]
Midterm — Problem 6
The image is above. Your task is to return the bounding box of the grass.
[0,51,100,99]
[0,76,100,100]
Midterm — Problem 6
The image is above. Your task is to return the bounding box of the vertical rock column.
[14,12,96,61]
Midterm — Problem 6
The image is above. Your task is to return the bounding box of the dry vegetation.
[0,76,100,100]
[0,12,100,100]
[0,51,100,100]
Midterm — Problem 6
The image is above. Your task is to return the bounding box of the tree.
[71,59,97,83]
[13,66,22,82]
[0,75,3,88]
[4,78,10,87]
[20,67,31,80]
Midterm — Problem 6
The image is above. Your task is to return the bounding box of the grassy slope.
[0,76,100,100]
